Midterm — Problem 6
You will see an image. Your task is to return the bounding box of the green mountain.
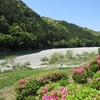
[0,0,100,51]
[42,17,100,47]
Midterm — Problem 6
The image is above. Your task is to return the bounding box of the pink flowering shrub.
[86,55,100,78]
[37,83,68,100]
[87,57,98,77]
[72,55,100,84]
[72,66,87,83]
[15,70,68,100]
[96,55,100,60]
[37,83,100,100]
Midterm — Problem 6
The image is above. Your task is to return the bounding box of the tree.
[5,55,17,69]
[65,50,73,59]
[69,38,78,47]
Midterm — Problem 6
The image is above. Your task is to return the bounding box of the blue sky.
[22,0,100,31]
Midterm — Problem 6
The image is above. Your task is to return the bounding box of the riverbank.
[0,47,99,70]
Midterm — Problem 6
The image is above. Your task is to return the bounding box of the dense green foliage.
[0,0,49,50]
[0,0,100,51]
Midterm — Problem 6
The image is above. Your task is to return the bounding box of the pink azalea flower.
[42,94,52,100]
[61,97,66,100]
[18,79,27,88]
[59,88,67,94]
[72,66,84,76]
[96,55,100,60]
[43,86,49,92]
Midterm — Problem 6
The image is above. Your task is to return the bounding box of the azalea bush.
[72,55,100,84]
[87,58,98,77]
[42,87,67,100]
[36,83,100,100]
[86,55,100,78]
[72,66,87,83]
[37,83,62,100]
[15,70,68,100]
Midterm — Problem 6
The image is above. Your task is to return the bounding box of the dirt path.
[0,86,15,100]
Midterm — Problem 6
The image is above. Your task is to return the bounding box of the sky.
[21,0,100,31]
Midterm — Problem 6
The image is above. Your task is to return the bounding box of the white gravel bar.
[0,47,99,69]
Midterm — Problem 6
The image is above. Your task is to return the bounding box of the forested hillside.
[0,0,100,51]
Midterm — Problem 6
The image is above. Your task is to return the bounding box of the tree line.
[0,0,100,51]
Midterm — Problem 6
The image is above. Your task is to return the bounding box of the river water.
[0,49,41,60]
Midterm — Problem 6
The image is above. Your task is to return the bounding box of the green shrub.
[0,61,8,67]
[88,71,100,90]
[5,55,17,69]
[57,79,69,87]
[66,83,81,94]
[24,61,30,65]
[26,67,33,70]
[65,50,73,59]
[93,71,100,79]
[67,87,100,100]
[87,58,98,77]
[49,52,64,63]
[41,62,48,65]
[20,61,31,69]
[40,56,49,61]
[14,62,21,69]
